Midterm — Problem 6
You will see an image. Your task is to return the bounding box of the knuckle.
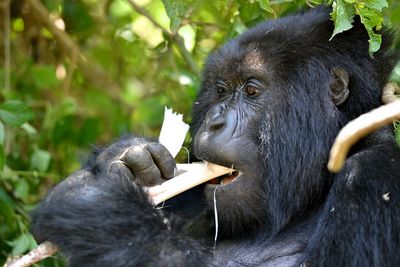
[147,142,171,156]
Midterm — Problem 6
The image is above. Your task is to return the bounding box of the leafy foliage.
[0,101,34,127]
[330,0,388,54]
[162,0,198,31]
[0,0,398,266]
[330,0,356,39]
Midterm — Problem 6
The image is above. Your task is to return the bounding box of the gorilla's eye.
[217,87,227,94]
[244,85,260,96]
[244,79,262,97]
[215,81,229,94]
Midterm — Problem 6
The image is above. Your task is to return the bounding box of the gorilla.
[31,7,400,267]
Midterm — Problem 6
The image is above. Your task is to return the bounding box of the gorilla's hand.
[93,137,177,187]
[31,136,210,266]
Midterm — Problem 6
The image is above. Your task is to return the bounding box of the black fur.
[31,7,400,266]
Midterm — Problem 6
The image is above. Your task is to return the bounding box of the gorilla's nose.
[205,104,225,132]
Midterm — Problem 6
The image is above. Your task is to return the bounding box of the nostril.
[207,114,225,132]
[205,104,226,132]
[209,122,224,132]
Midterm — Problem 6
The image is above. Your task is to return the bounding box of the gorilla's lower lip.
[206,171,242,187]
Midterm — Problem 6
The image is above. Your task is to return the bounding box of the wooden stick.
[328,100,400,173]
[147,162,234,205]
[5,242,58,267]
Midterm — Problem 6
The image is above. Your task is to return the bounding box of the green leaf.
[257,0,274,14]
[8,233,31,255]
[78,118,101,145]
[161,0,197,32]
[44,98,77,130]
[0,188,15,227]
[31,65,60,89]
[364,0,388,11]
[367,30,382,54]
[63,0,95,38]
[14,179,29,200]
[0,100,34,127]
[391,63,400,84]
[0,187,14,206]
[330,0,356,40]
[232,16,248,35]
[52,115,76,144]
[358,6,384,54]
[0,198,15,226]
[238,0,264,23]
[28,233,38,250]
[43,0,63,12]
[110,0,132,17]
[30,149,51,172]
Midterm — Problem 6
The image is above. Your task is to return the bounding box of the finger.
[146,142,176,179]
[107,160,135,180]
[120,146,163,186]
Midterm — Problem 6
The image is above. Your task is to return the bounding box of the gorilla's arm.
[305,130,400,266]
[31,137,212,267]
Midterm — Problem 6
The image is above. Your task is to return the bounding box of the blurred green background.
[0,0,399,265]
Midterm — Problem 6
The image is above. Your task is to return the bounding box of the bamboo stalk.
[147,162,234,205]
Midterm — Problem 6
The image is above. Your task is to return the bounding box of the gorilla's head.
[190,7,395,236]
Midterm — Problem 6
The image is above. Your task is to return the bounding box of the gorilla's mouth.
[207,171,240,186]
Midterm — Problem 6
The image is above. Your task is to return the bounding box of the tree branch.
[126,0,170,35]
[25,0,122,101]
[328,88,400,173]
[5,242,58,267]
[1,0,11,92]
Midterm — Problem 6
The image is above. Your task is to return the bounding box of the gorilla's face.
[192,45,276,234]
[191,23,352,234]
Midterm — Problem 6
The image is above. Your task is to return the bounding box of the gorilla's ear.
[329,68,349,106]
